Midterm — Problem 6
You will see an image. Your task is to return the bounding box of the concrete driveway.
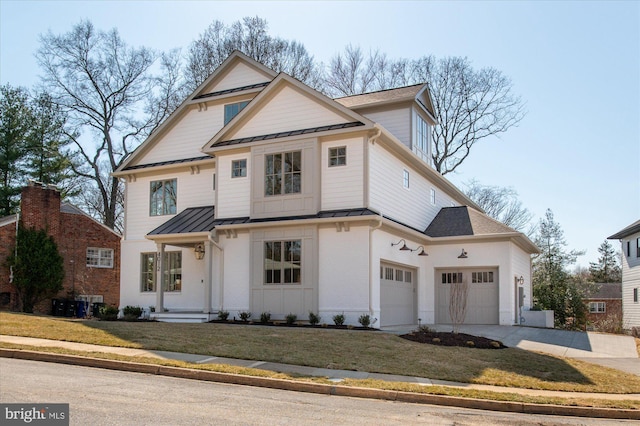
[383,324,640,376]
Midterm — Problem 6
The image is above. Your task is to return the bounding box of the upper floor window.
[265,151,301,196]
[231,159,247,178]
[264,240,301,285]
[637,238,640,257]
[627,241,632,257]
[403,170,410,189]
[329,146,347,167]
[588,302,606,313]
[140,251,182,292]
[224,101,249,125]
[413,114,430,163]
[430,188,436,205]
[150,179,177,216]
[86,248,113,268]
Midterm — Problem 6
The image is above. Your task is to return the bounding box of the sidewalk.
[1,335,638,402]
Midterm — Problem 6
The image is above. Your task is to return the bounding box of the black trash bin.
[65,300,76,317]
[92,302,105,318]
[52,299,66,316]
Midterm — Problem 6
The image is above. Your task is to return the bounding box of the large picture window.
[265,151,301,196]
[86,248,114,268]
[264,240,301,285]
[150,179,177,216]
[140,252,182,292]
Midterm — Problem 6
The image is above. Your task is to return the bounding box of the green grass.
[2,312,640,395]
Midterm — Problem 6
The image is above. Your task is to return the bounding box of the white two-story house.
[609,220,640,329]
[113,51,538,326]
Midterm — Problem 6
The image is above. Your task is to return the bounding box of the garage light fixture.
[391,239,411,251]
[194,243,205,260]
[516,276,524,285]
[457,249,468,259]
[413,246,428,256]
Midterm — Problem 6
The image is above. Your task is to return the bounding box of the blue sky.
[1,1,638,268]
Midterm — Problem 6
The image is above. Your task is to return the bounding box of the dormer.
[335,84,437,167]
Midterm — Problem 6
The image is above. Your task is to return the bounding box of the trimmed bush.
[308,312,321,326]
[332,313,345,326]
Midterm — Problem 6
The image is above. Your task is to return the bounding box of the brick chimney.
[20,181,62,240]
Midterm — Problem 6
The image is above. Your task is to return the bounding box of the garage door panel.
[380,264,416,326]
[436,269,498,325]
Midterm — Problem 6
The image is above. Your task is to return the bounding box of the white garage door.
[380,264,416,326]
[436,269,499,325]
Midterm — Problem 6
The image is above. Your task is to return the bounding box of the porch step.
[150,312,213,323]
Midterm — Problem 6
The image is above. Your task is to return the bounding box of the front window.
[413,114,430,163]
[231,159,247,178]
[265,151,301,196]
[403,170,410,189]
[329,146,347,167]
[430,188,436,205]
[150,179,177,216]
[589,302,606,313]
[264,240,301,284]
[86,248,114,268]
[637,238,640,257]
[140,251,182,292]
[224,101,249,125]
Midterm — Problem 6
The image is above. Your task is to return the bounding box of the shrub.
[332,313,345,326]
[358,313,371,328]
[217,311,229,321]
[285,313,297,325]
[238,311,252,322]
[308,312,321,326]
[100,305,119,321]
[260,312,271,323]
[122,305,142,321]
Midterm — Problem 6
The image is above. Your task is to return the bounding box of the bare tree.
[37,21,183,229]
[464,179,533,234]
[186,17,323,92]
[324,48,526,175]
[448,273,469,334]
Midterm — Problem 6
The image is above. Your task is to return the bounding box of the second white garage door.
[436,269,499,325]
[380,263,416,326]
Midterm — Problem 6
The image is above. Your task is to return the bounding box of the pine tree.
[589,240,622,283]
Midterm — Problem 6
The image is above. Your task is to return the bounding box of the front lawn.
[1,312,639,395]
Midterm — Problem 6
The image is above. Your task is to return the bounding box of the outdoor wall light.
[391,239,411,251]
[413,246,428,256]
[457,249,468,259]
[516,276,524,285]
[194,243,205,260]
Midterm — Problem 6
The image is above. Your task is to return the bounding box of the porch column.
[203,241,213,314]
[155,243,165,312]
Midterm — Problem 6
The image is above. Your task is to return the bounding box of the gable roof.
[114,51,276,174]
[586,283,622,300]
[425,206,519,237]
[608,219,640,239]
[148,206,216,236]
[203,73,375,151]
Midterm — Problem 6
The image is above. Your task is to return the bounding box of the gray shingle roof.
[609,219,640,240]
[586,283,622,300]
[334,84,425,109]
[425,206,517,237]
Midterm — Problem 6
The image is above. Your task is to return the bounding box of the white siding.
[321,137,365,210]
[216,152,251,218]
[140,106,222,164]
[369,143,454,230]
[360,108,410,147]
[124,166,216,240]
[201,61,271,94]
[620,233,640,328]
[230,85,349,139]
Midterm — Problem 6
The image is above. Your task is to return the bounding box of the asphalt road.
[0,358,634,426]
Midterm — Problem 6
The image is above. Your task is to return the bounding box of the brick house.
[0,181,121,314]
[585,283,623,332]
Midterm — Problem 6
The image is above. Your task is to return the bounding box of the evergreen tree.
[589,240,622,283]
[9,225,64,313]
[532,209,587,329]
[0,85,32,216]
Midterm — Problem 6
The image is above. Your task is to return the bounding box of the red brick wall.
[0,218,18,310]
[586,298,623,331]
[1,182,121,314]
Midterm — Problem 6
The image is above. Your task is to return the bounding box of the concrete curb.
[1,348,638,420]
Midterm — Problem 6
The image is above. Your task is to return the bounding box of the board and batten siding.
[368,142,454,231]
[139,106,223,164]
[123,167,216,241]
[230,85,350,140]
[361,108,411,148]
[216,151,251,218]
[200,61,272,94]
[321,137,365,211]
[620,232,640,328]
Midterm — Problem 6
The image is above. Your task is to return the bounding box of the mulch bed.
[401,329,507,349]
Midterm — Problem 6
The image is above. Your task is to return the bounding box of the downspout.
[9,212,19,284]
[208,232,224,313]
[367,127,383,319]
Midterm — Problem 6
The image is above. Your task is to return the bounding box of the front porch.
[151,310,218,323]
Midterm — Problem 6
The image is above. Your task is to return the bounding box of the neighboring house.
[609,220,640,329]
[113,51,538,326]
[584,283,622,331]
[0,181,121,313]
